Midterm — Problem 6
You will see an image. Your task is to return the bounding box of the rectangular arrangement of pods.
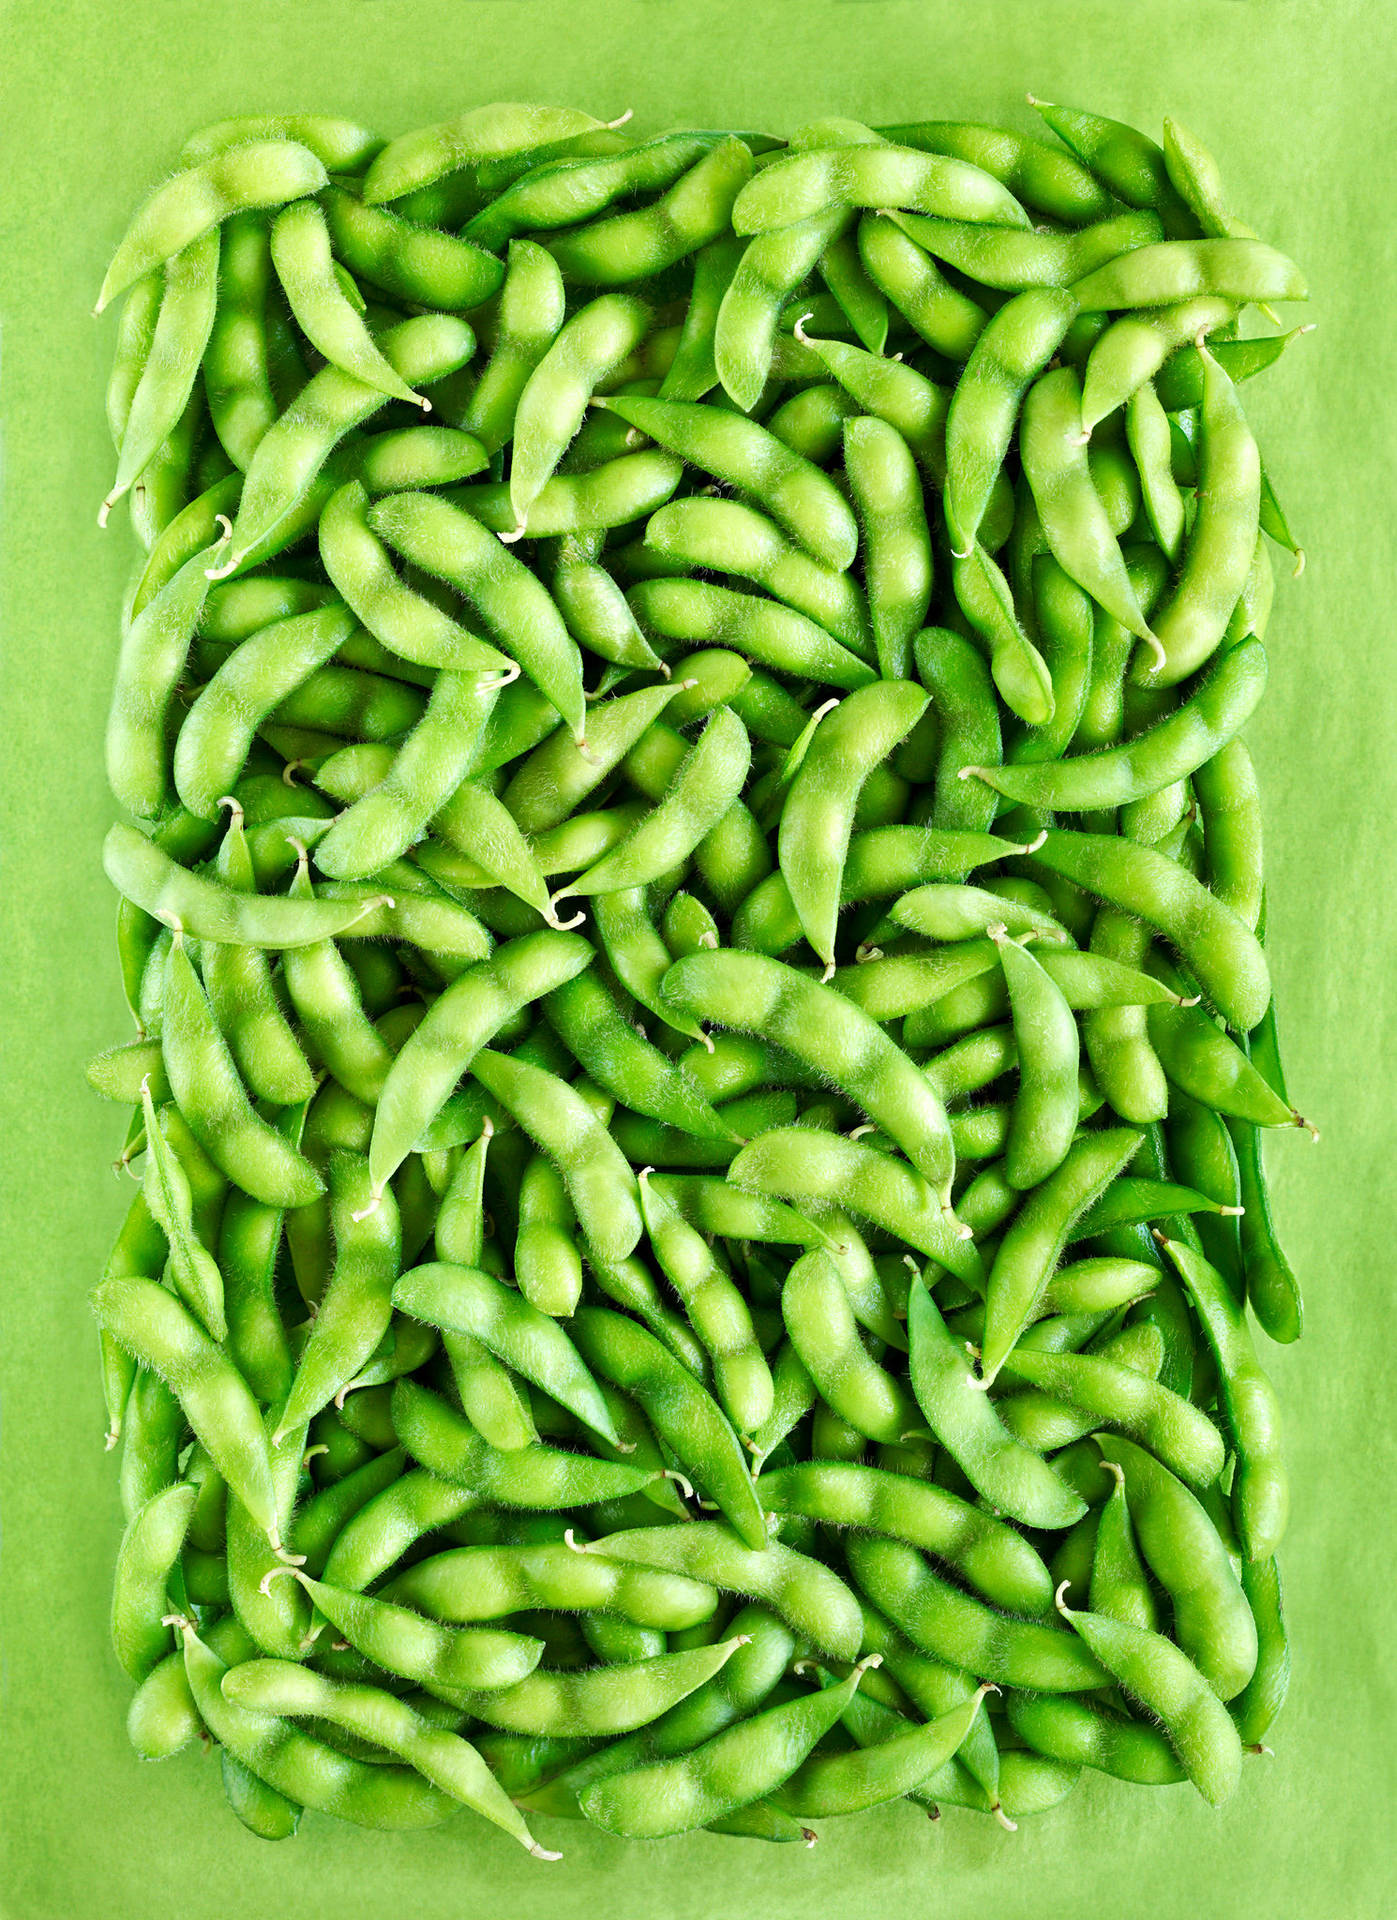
[91,97,1311,1849]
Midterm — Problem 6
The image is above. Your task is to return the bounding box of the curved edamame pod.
[757,1459,1053,1615]
[162,938,323,1208]
[1158,1235,1287,1559]
[394,1262,621,1447]
[598,394,857,569]
[907,1281,1085,1530]
[369,490,586,741]
[733,145,1030,235]
[980,1128,1144,1383]
[646,496,870,656]
[1026,828,1271,1031]
[271,200,427,406]
[965,638,1267,810]
[93,1276,278,1541]
[367,930,592,1195]
[318,480,508,674]
[583,1521,864,1662]
[779,1251,917,1446]
[1070,238,1308,311]
[729,1128,982,1287]
[469,1050,643,1263]
[97,141,327,312]
[217,315,477,570]
[1093,1434,1257,1700]
[572,1307,767,1548]
[777,682,929,967]
[579,1662,874,1838]
[1132,345,1262,690]
[664,951,958,1207]
[447,1638,748,1737]
[1054,1589,1242,1805]
[390,1380,663,1511]
[219,1657,550,1849]
[845,1535,1107,1691]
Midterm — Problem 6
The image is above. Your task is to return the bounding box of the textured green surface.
[1,1,1393,1914]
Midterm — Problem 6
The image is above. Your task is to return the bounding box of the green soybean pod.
[543,970,730,1139]
[844,416,933,682]
[182,1628,456,1832]
[1070,238,1308,313]
[544,136,754,285]
[1158,1234,1287,1560]
[512,1154,584,1318]
[93,1275,279,1545]
[175,603,358,819]
[966,637,1267,812]
[906,1280,1084,1530]
[555,707,753,904]
[664,952,958,1209]
[161,939,323,1210]
[217,1751,302,1841]
[728,1128,982,1288]
[318,480,509,676]
[107,539,222,819]
[778,682,930,967]
[110,1483,199,1681]
[1005,1692,1185,1787]
[733,142,1029,235]
[202,212,279,471]
[320,185,503,312]
[912,627,1003,834]
[469,1050,643,1266]
[1135,347,1262,691]
[654,234,745,403]
[778,1250,917,1447]
[980,1127,1143,1384]
[774,1680,994,1819]
[508,293,652,527]
[881,119,1113,222]
[393,1262,620,1448]
[991,924,1080,1190]
[857,213,987,360]
[456,238,565,452]
[271,200,427,408]
[636,1173,773,1436]
[582,1521,863,1663]
[1054,1589,1242,1805]
[1026,828,1270,1031]
[645,495,869,656]
[943,286,1078,555]
[1233,1555,1291,1745]
[140,1084,225,1341]
[716,207,852,412]
[578,1662,874,1838]
[107,271,163,447]
[390,1379,663,1512]
[1028,97,1194,232]
[1020,365,1158,656]
[758,1459,1053,1617]
[1094,1434,1257,1701]
[213,313,476,574]
[599,394,858,571]
[369,490,586,743]
[571,1308,767,1550]
[998,1345,1225,1488]
[845,1535,1106,1692]
[275,1155,401,1442]
[361,103,611,204]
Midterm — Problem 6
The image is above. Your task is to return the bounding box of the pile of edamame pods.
[89,95,1311,1850]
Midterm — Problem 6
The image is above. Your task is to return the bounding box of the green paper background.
[2,2,1393,1913]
